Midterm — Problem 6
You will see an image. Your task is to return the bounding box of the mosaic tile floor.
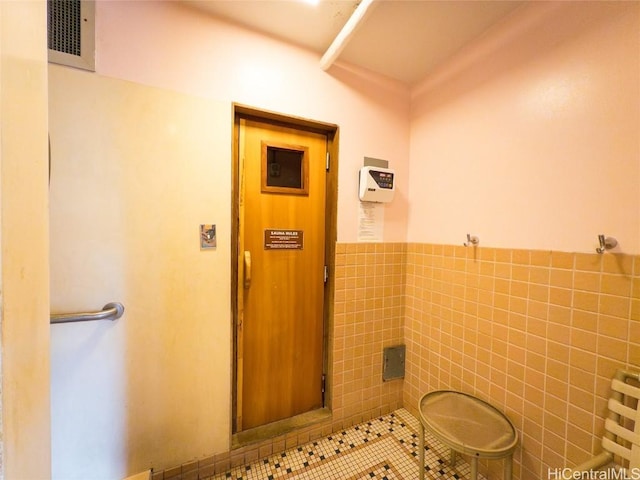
[208,409,480,480]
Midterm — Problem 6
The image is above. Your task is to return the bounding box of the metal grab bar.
[50,302,125,324]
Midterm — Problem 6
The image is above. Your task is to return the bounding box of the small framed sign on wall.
[200,224,216,249]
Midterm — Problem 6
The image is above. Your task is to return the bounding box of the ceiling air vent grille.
[47,0,95,71]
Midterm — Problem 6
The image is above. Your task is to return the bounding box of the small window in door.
[261,141,309,195]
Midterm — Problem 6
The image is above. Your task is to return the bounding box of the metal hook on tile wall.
[463,234,479,247]
[596,234,618,254]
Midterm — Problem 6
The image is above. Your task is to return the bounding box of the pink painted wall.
[408,2,640,254]
[97,0,411,243]
[405,4,639,477]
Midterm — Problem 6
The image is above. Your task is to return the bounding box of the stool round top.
[419,390,518,458]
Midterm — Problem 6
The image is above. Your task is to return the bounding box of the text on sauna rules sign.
[264,230,304,250]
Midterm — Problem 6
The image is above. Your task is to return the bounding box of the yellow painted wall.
[49,67,232,477]
[0,0,51,478]
[49,2,411,477]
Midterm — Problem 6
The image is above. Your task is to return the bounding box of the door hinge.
[321,373,326,404]
[326,152,330,171]
[324,265,329,283]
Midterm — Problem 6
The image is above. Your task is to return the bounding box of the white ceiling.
[184,0,525,86]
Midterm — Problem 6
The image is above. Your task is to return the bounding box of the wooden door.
[237,118,327,431]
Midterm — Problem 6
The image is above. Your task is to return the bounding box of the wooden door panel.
[239,118,326,430]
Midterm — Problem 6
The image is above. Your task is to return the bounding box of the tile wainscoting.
[153,242,638,480]
[152,242,406,480]
[402,243,639,480]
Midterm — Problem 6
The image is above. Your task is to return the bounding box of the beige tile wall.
[332,242,406,424]
[155,242,639,479]
[403,244,640,480]
[153,242,407,479]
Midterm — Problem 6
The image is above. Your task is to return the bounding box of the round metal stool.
[418,390,518,480]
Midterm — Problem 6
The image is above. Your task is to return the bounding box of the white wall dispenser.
[358,157,395,203]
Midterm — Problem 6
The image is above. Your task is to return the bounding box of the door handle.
[244,251,252,289]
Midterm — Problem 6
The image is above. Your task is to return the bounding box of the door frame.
[231,104,339,436]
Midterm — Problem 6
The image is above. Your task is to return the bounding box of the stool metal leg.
[470,456,478,480]
[450,449,457,466]
[505,454,513,480]
[419,421,425,480]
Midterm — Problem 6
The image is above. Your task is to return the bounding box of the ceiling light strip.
[320,0,377,71]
